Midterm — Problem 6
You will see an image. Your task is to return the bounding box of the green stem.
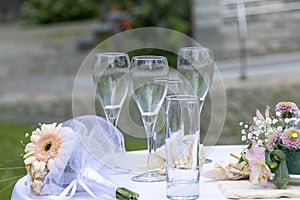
[116,187,139,200]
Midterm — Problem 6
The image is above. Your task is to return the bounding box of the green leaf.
[267,150,290,189]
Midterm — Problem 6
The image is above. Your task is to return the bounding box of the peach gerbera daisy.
[23,123,75,195]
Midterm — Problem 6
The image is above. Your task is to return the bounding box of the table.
[12,145,246,200]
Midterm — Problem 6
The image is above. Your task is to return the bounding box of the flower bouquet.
[22,115,139,199]
[238,102,300,189]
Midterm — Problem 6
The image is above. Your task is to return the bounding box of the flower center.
[287,128,300,140]
[292,132,298,139]
[44,142,52,152]
[34,133,62,162]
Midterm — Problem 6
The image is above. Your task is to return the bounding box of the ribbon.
[58,179,77,198]
[58,174,97,198]
[58,168,116,199]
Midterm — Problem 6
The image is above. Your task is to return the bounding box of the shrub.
[21,0,98,24]
[107,0,192,35]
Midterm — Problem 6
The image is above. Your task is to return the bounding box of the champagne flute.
[177,47,214,163]
[177,47,214,107]
[153,76,183,152]
[130,56,169,182]
[93,52,130,127]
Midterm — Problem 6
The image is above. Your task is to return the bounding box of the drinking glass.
[177,47,214,164]
[177,47,214,112]
[130,56,169,182]
[93,52,130,127]
[165,95,201,200]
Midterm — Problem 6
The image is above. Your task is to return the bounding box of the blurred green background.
[20,0,192,34]
[1,0,300,199]
[0,0,192,198]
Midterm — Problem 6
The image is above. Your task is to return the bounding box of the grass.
[0,122,33,200]
[124,134,147,151]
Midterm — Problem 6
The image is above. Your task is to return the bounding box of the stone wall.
[192,0,300,59]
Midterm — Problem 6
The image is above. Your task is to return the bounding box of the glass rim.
[168,77,182,84]
[178,47,214,60]
[131,55,167,60]
[165,95,200,101]
[95,52,129,57]
[179,46,207,51]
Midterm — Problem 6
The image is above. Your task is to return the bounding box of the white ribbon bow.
[58,168,117,199]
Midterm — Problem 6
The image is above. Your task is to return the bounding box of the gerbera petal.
[60,126,72,135]
[30,134,40,144]
[57,149,70,164]
[36,128,42,136]
[40,126,48,136]
[41,124,49,135]
[24,156,37,165]
[47,159,54,171]
[47,149,69,173]
[48,123,57,133]
[23,151,35,159]
[25,143,36,153]
[31,179,44,195]
[34,161,46,172]
[53,157,63,169]
[48,158,61,174]
[54,124,62,134]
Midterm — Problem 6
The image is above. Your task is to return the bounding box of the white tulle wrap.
[27,115,126,199]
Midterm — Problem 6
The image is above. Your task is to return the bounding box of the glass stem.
[144,121,156,172]
[105,112,124,148]
[109,116,118,127]
[105,111,120,127]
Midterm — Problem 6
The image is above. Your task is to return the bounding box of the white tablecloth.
[11,145,246,200]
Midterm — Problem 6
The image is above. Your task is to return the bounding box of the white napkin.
[218,180,300,199]
[202,161,250,180]
[116,144,205,174]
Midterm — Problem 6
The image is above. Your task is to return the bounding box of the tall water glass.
[93,52,130,127]
[130,56,169,182]
[165,95,201,200]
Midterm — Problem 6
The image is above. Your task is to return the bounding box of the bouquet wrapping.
[23,115,131,199]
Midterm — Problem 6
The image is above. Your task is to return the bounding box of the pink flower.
[276,102,299,117]
[281,127,300,149]
[266,132,281,150]
[246,146,273,186]
[256,109,265,121]
[265,105,270,118]
[256,105,270,121]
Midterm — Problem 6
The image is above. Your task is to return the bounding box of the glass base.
[131,171,165,182]
[113,167,132,174]
[167,195,199,200]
